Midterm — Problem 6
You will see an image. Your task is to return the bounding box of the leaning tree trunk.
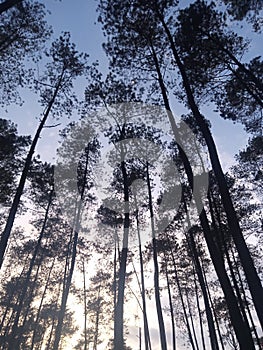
[157,13,263,330]
[0,71,64,269]
[150,40,255,349]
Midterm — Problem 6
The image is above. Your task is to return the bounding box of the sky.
[1,1,262,348]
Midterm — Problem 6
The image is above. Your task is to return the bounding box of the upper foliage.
[0,1,52,105]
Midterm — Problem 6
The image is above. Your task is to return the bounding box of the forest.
[0,0,263,349]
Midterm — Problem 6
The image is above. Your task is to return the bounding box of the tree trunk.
[208,192,253,334]
[53,143,90,350]
[0,252,30,333]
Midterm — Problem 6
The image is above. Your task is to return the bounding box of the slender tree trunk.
[114,158,129,350]
[18,260,42,347]
[139,326,142,350]
[9,255,43,348]
[46,309,56,350]
[157,14,263,330]
[146,162,167,350]
[208,191,255,338]
[0,72,64,269]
